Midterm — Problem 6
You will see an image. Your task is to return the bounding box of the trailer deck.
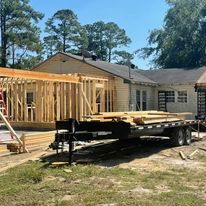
[51,119,202,164]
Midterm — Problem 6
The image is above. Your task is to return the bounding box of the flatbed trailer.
[51,119,201,164]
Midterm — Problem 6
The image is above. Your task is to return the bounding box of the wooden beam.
[80,75,108,81]
[0,67,80,83]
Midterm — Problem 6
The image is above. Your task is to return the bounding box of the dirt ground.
[0,132,206,173]
[1,133,206,205]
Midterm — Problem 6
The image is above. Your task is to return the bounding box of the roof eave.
[159,82,195,86]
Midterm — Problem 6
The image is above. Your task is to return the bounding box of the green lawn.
[0,156,206,206]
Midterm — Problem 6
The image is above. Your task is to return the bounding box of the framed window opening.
[26,92,34,105]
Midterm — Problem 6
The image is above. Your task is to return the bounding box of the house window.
[136,90,141,110]
[177,91,187,103]
[142,91,147,111]
[166,91,175,103]
[26,92,34,105]
[136,90,147,111]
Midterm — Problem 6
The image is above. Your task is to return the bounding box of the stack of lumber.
[84,111,191,125]
[0,131,55,154]
[0,145,8,155]
[20,131,55,151]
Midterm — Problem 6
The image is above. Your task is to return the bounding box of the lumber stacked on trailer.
[84,111,191,125]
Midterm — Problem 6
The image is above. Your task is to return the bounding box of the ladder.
[0,110,28,153]
[0,88,7,118]
[0,88,13,140]
[0,88,28,153]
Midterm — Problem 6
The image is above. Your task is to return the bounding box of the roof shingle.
[33,52,206,85]
[138,68,206,84]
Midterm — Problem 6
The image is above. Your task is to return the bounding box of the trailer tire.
[184,127,192,145]
[170,127,184,147]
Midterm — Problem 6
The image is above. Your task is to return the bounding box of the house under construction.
[0,67,115,129]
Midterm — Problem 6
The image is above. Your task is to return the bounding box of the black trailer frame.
[51,119,201,164]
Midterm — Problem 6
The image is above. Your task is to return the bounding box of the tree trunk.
[100,33,103,60]
[0,1,7,67]
[108,48,112,62]
[12,43,15,67]
[63,35,66,52]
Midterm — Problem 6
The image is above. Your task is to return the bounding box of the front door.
[158,91,167,112]
[197,89,206,119]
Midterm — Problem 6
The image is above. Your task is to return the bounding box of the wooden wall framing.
[0,67,115,124]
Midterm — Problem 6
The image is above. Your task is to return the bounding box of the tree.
[85,21,131,62]
[138,0,206,68]
[113,50,134,66]
[105,22,131,62]
[12,54,43,69]
[43,35,59,58]
[84,21,107,61]
[0,0,43,68]
[44,9,88,55]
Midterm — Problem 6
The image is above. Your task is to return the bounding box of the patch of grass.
[54,201,69,206]
[153,191,205,206]
[197,152,206,164]
[16,167,44,184]
[0,162,205,206]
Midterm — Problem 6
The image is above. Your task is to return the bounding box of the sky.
[30,0,168,69]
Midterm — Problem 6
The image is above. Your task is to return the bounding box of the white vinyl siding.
[154,85,195,119]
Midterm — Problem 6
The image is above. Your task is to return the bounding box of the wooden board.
[133,117,182,125]
[0,67,79,83]
[85,111,191,125]
[21,131,55,151]
[0,68,115,125]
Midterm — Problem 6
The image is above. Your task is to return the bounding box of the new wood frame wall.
[0,67,115,124]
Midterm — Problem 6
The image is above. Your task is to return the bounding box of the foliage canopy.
[0,0,43,68]
[138,0,206,68]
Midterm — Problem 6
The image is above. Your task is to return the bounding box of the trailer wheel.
[184,127,192,145]
[170,128,184,147]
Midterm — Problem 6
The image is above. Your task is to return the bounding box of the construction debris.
[179,149,199,160]
[187,149,199,160]
[64,169,72,173]
[179,151,187,160]
[51,162,69,167]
